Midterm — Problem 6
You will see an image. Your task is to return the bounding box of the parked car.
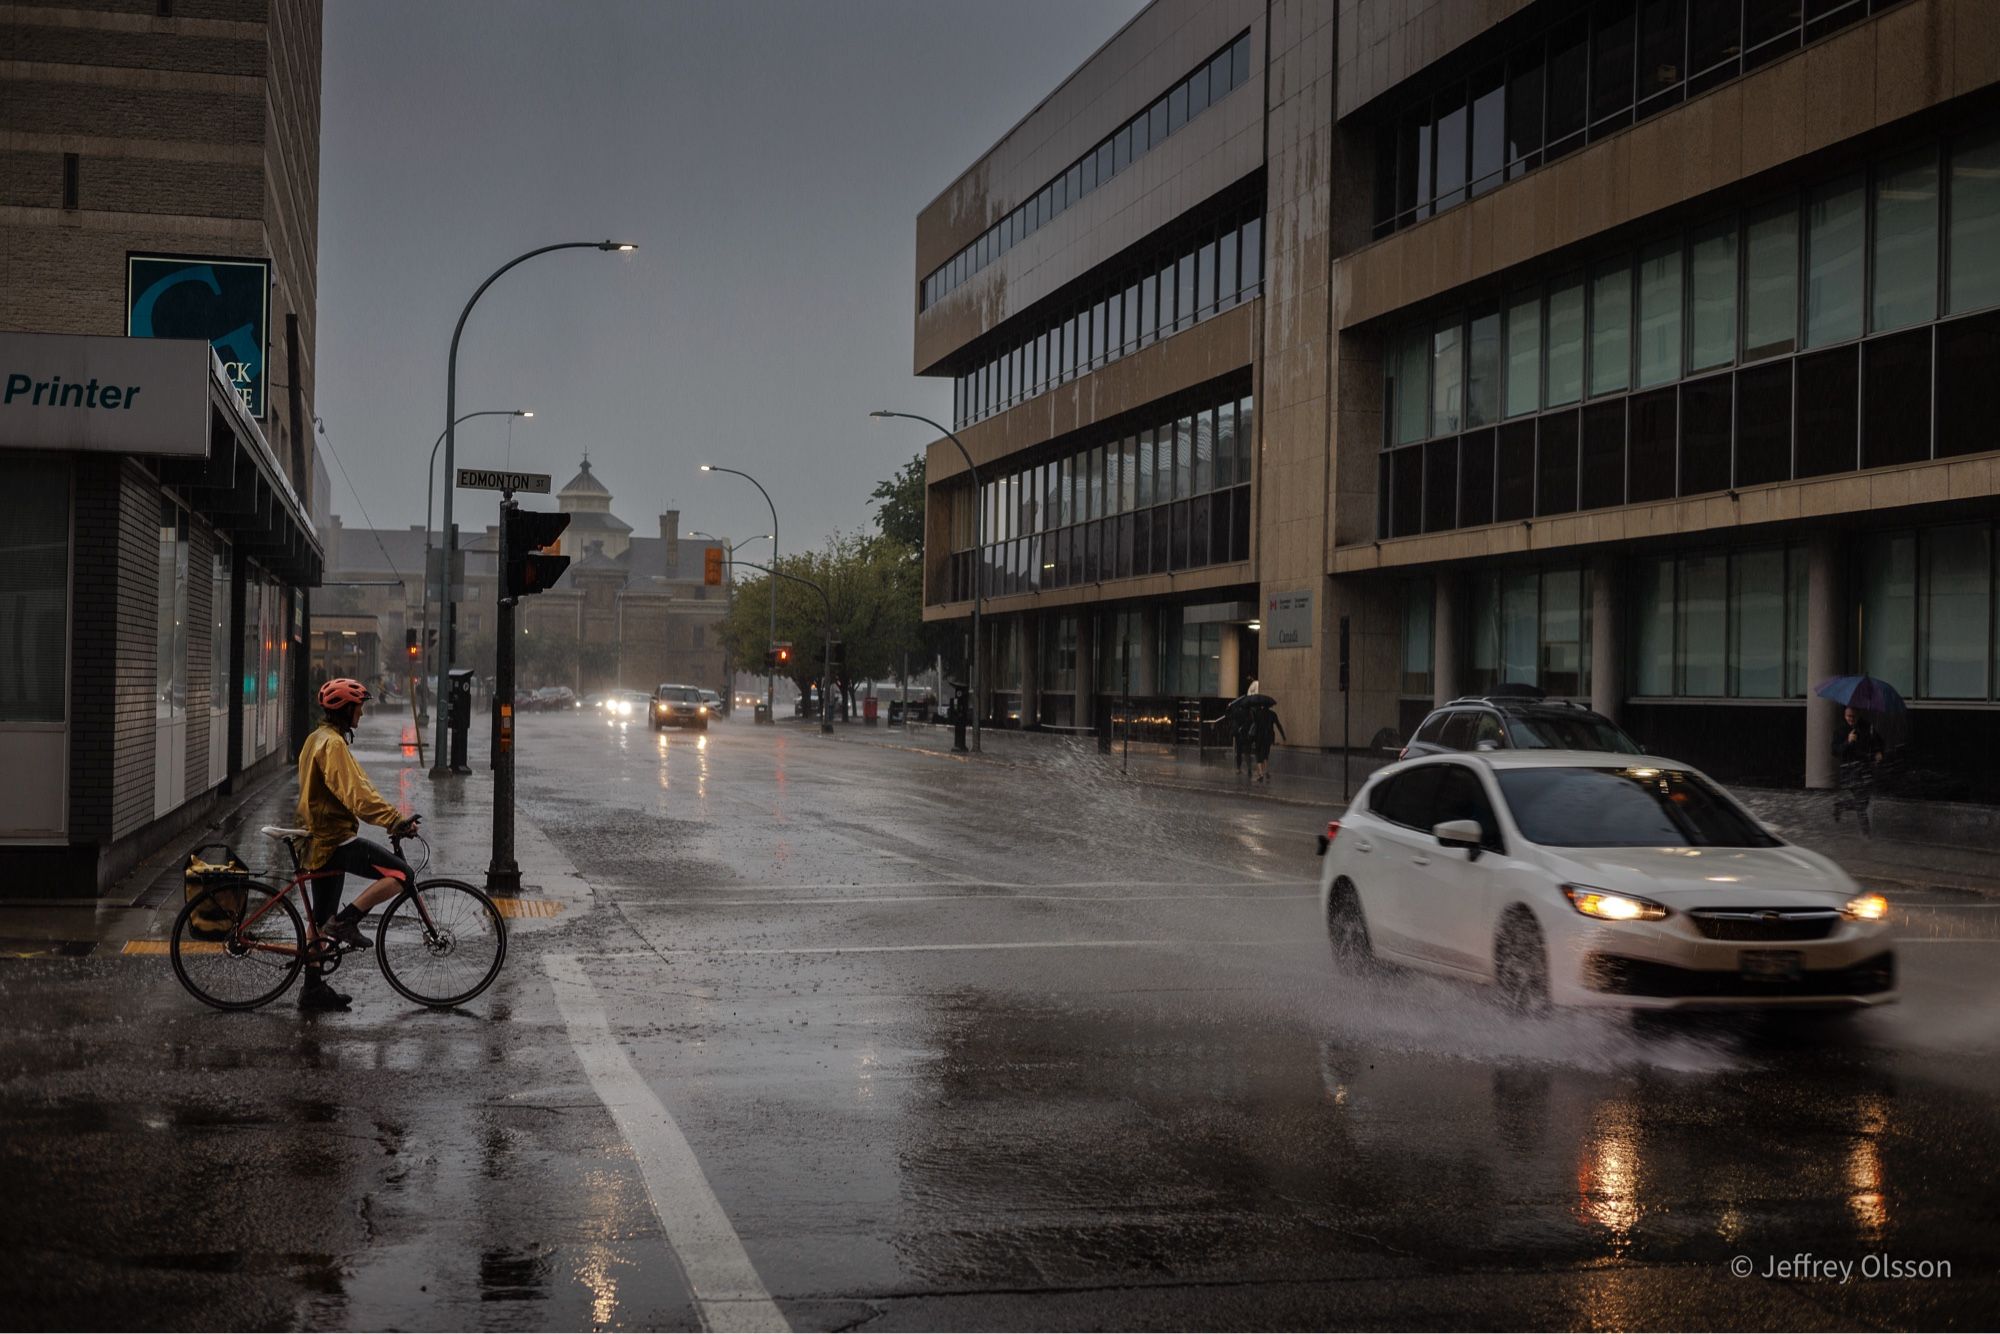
[651,683,709,731]
[1402,694,1641,759]
[1316,750,1896,1011]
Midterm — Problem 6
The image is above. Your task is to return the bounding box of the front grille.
[1688,908,1840,941]
[1585,952,1895,998]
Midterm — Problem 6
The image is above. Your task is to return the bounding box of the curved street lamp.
[434,239,634,776]
[419,408,531,691]
[699,465,780,721]
[870,410,980,753]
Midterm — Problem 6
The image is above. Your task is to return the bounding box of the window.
[1872,149,1939,331]
[1794,347,1858,477]
[1435,88,1469,211]
[1859,532,1916,690]
[1636,240,1683,388]
[1680,373,1732,496]
[1540,567,1583,695]
[1536,411,1578,516]
[1637,0,1686,112]
[1689,0,1742,88]
[1424,439,1457,533]
[1506,48,1543,177]
[1743,201,1798,360]
[1460,430,1495,526]
[1633,557,1675,695]
[1949,128,2000,315]
[1188,61,1210,119]
[1628,388,1677,503]
[1679,553,1727,695]
[1546,15,1589,155]
[1922,527,1991,699]
[1938,310,2000,458]
[1546,277,1584,406]
[1590,260,1632,396]
[1470,66,1505,195]
[1432,321,1464,435]
[1391,328,1429,444]
[1496,422,1536,521]
[1862,329,1931,469]
[1805,176,1864,346]
[1590,1,1636,131]
[1403,578,1434,696]
[1688,218,1738,371]
[1735,361,1793,486]
[1580,400,1626,511]
[0,459,68,723]
[1730,547,1786,697]
[1505,292,1541,416]
[1467,309,1501,427]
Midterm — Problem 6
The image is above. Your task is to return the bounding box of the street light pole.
[699,466,779,723]
[421,408,531,699]
[434,239,634,778]
[870,410,981,754]
[691,532,770,716]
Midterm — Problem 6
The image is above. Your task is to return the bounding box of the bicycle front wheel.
[375,877,508,1008]
[171,881,305,1010]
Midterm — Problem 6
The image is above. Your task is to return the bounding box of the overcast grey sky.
[316,0,1144,557]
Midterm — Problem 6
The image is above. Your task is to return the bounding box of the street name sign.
[456,468,550,494]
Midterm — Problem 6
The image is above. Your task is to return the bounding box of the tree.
[871,452,926,551]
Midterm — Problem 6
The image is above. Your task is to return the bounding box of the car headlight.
[1561,884,1669,922]
[698,705,708,714]
[1843,892,1889,921]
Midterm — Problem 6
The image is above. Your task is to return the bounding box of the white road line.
[544,954,788,1333]
[630,939,1296,956]
[643,879,1316,894]
[620,891,1317,908]
[1893,937,2000,944]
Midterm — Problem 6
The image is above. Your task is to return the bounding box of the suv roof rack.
[1445,695,1594,712]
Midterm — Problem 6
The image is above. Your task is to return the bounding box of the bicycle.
[170,822,508,1011]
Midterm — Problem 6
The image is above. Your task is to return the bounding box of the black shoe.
[328,917,372,951]
[299,977,351,1011]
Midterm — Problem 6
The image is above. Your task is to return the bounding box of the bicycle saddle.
[260,825,309,841]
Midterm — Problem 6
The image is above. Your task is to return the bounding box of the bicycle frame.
[222,833,442,957]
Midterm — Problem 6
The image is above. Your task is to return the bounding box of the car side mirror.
[1433,819,1485,858]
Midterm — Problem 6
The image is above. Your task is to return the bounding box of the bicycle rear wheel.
[171,882,305,1010]
[375,877,507,1008]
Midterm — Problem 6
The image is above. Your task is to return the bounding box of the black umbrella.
[1229,692,1276,710]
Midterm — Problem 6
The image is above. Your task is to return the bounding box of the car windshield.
[659,687,700,702]
[1496,766,1780,848]
[1505,712,1641,753]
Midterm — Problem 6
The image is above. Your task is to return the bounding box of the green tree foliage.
[870,452,927,551]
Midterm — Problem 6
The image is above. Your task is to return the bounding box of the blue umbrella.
[1814,674,1907,713]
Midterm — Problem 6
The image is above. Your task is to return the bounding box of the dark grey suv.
[1401,695,1641,759]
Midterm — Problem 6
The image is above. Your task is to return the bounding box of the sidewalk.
[819,717,2000,896]
[0,715,588,958]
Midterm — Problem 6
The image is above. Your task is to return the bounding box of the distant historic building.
[323,457,730,697]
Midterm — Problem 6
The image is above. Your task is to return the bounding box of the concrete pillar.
[1218,627,1241,699]
[1433,571,1462,706]
[1590,555,1622,723]
[1138,609,1160,696]
[1805,534,1842,790]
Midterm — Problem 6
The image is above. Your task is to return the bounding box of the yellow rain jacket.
[295,723,404,868]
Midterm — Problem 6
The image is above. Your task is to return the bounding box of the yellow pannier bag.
[183,843,250,940]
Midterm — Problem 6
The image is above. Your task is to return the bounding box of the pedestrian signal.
[502,504,571,603]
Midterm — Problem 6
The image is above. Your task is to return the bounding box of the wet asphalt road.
[3,710,1999,1330]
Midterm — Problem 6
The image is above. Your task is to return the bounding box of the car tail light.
[1317,819,1340,856]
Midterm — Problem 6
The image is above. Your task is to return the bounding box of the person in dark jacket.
[1207,697,1253,774]
[1248,702,1286,784]
[1833,705,1885,832]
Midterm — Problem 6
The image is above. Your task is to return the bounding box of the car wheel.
[1326,877,1376,969]
[1494,910,1551,1014]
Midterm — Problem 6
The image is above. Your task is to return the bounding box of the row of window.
[1384,306,2000,539]
[922,31,1253,311]
[985,605,1239,703]
[1396,530,1996,707]
[955,392,1256,548]
[1386,128,2000,448]
[953,206,1264,429]
[1372,0,1910,236]
[940,486,1253,604]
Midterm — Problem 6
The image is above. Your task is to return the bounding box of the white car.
[1317,750,1896,1011]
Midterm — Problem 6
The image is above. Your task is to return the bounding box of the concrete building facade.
[912,0,2000,801]
[0,0,327,893]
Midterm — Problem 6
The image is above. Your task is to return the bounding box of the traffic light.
[501,505,571,603]
[827,641,844,672]
[773,643,792,668]
[406,628,419,660]
[425,628,437,653]
[703,545,724,586]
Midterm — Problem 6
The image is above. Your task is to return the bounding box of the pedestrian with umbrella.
[1208,680,1269,776]
[1247,694,1286,786]
[1815,675,1904,834]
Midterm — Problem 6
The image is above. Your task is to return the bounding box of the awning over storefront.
[0,330,322,585]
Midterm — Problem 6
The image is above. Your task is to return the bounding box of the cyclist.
[295,678,421,1011]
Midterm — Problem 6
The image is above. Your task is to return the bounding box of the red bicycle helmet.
[317,677,371,710]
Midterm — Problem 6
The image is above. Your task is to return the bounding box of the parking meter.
[446,668,474,773]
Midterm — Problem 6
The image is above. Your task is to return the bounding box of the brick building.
[0,0,325,893]
[910,0,2000,798]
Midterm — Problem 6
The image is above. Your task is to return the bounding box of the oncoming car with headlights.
[1316,751,1896,1011]
[651,683,709,731]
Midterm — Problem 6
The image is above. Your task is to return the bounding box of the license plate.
[1740,949,1804,981]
